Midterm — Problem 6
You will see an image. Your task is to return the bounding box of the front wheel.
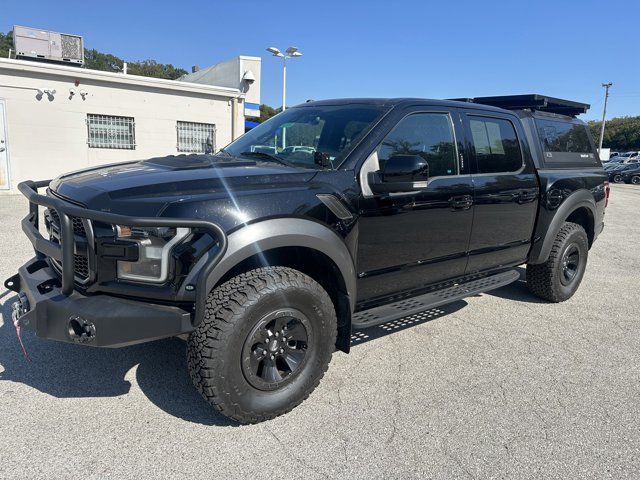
[187,266,337,424]
[631,175,640,185]
[612,174,623,183]
[526,222,589,302]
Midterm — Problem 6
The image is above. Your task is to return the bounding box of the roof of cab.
[295,97,511,114]
[297,95,590,117]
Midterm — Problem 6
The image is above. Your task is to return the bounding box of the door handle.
[516,189,538,204]
[449,195,473,210]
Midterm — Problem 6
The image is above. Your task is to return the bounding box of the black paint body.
[11,98,607,350]
[49,98,606,310]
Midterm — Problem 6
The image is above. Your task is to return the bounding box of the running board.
[352,270,520,329]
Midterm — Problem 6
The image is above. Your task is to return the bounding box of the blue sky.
[3,0,639,120]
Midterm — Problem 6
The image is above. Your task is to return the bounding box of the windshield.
[223,104,389,169]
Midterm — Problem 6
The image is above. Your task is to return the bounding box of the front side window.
[177,121,216,153]
[376,113,458,177]
[87,114,135,149]
[223,104,389,169]
[469,117,522,173]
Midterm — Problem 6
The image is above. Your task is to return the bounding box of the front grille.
[48,208,87,236]
[74,254,90,279]
[46,208,92,282]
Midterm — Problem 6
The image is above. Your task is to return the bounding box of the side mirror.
[368,155,429,194]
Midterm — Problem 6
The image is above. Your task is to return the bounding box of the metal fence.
[177,121,216,153]
[87,114,136,149]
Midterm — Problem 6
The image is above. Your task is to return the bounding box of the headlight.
[116,226,190,283]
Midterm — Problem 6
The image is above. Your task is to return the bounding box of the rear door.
[0,99,9,190]
[461,111,539,273]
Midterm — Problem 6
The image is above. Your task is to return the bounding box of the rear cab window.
[534,115,600,168]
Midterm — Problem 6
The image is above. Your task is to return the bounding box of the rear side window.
[535,118,599,166]
[469,117,523,173]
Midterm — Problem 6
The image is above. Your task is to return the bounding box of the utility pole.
[599,82,613,154]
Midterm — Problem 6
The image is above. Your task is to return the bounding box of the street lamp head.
[266,47,282,57]
[290,51,303,58]
[285,46,298,55]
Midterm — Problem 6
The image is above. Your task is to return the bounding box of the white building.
[0,55,261,193]
[179,56,262,119]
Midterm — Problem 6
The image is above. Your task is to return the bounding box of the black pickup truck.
[7,94,608,423]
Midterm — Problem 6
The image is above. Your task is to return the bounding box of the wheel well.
[566,207,595,247]
[216,246,352,353]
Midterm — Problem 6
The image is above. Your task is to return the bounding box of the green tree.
[84,48,123,73]
[1,30,187,80]
[0,30,14,58]
[127,59,187,80]
[259,104,282,123]
[588,116,640,150]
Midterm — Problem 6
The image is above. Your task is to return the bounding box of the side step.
[352,270,520,329]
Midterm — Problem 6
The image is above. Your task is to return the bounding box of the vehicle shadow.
[0,291,237,427]
[484,266,547,304]
[0,291,475,426]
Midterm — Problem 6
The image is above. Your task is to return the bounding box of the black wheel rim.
[560,244,580,286]
[241,309,311,391]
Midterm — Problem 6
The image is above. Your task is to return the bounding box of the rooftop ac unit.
[13,25,84,66]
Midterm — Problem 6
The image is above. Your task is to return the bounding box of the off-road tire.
[187,266,337,424]
[526,222,589,302]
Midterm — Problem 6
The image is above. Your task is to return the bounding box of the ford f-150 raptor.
[6,94,609,423]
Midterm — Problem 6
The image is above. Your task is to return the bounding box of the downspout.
[231,97,238,140]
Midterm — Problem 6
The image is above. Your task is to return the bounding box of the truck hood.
[49,155,318,217]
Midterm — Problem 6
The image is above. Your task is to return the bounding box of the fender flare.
[188,218,357,316]
[528,189,596,265]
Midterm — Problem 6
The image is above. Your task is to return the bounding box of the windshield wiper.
[239,151,295,167]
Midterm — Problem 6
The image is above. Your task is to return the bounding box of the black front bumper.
[6,179,228,348]
[7,257,194,347]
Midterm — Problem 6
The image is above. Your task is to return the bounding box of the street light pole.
[282,56,287,110]
[599,82,613,154]
[266,46,303,112]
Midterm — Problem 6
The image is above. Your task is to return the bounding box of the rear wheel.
[187,266,337,424]
[631,175,640,185]
[612,174,623,183]
[526,222,589,302]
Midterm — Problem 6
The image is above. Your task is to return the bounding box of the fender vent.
[316,194,354,221]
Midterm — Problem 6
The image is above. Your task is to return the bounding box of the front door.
[0,99,9,190]
[356,108,474,305]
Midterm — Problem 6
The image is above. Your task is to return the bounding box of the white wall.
[0,59,243,192]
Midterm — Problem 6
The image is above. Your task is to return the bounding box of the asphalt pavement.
[0,185,638,479]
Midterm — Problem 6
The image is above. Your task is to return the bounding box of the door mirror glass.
[382,155,429,183]
[369,155,429,194]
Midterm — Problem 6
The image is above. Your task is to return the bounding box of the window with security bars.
[87,114,136,149]
[177,121,216,153]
